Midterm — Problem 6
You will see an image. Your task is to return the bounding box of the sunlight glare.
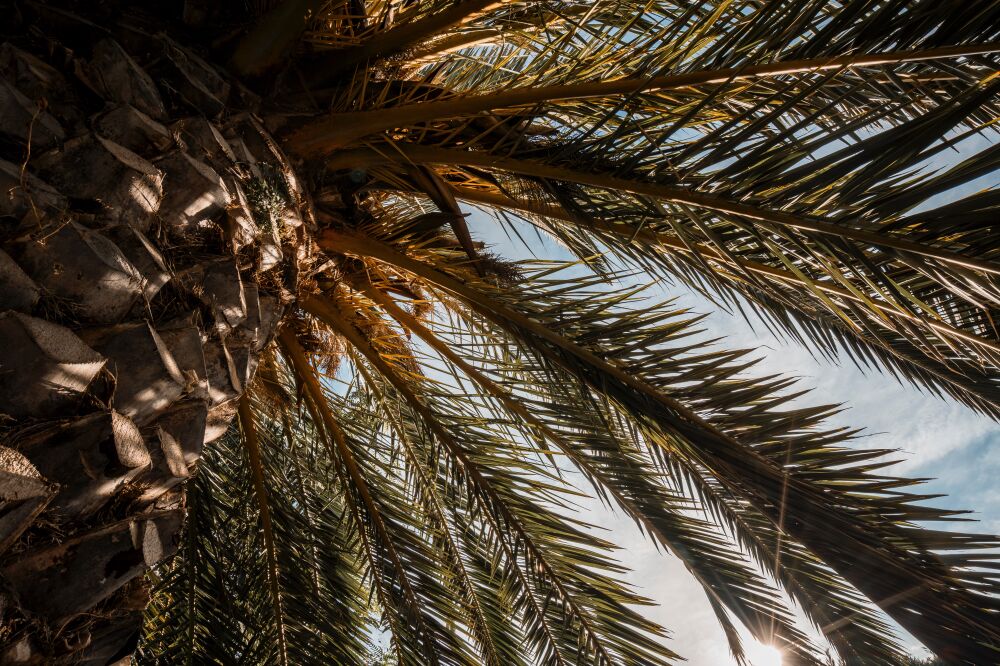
[746,642,783,666]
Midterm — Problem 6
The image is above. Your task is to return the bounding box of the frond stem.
[326,144,1000,276]
[451,184,1000,356]
[277,329,434,664]
[365,281,814,658]
[304,0,506,86]
[302,293,615,666]
[238,395,290,666]
[349,357,505,666]
[287,42,1000,153]
[317,230,1000,660]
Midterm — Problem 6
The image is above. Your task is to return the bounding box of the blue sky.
[466,193,999,664]
[603,285,999,664]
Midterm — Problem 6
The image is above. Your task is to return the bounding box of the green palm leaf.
[6,2,993,665]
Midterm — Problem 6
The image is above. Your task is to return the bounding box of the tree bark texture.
[0,26,304,664]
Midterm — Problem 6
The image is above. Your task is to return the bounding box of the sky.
[466,192,999,665]
[586,285,999,665]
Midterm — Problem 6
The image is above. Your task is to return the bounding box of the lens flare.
[747,643,783,666]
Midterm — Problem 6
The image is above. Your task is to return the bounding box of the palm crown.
[1,2,998,665]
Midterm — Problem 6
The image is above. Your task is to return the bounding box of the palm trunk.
[0,23,303,664]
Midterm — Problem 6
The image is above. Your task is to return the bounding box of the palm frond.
[283,0,1000,415]
[318,230,1000,662]
[136,387,373,665]
[128,3,1000,665]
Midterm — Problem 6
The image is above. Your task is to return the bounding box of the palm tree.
[0,1,998,664]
